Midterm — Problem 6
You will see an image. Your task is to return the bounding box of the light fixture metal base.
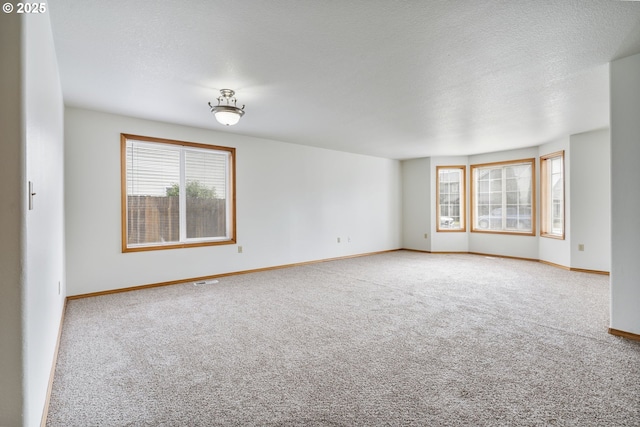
[219,89,235,98]
[208,88,246,126]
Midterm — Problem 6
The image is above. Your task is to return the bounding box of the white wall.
[0,5,66,426]
[610,52,640,335]
[468,147,540,259]
[401,158,431,251]
[569,129,610,272]
[0,12,26,427]
[23,8,67,427]
[65,108,402,295]
[538,137,571,267]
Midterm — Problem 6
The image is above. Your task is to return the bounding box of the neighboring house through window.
[436,166,466,231]
[540,151,565,239]
[121,134,236,252]
[471,158,535,235]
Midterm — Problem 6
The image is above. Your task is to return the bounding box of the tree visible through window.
[471,159,535,235]
[437,166,466,231]
[541,151,564,239]
[121,134,235,252]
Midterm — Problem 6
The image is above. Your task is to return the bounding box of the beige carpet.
[47,251,640,426]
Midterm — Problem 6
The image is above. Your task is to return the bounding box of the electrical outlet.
[238,245,243,253]
[578,244,585,251]
[424,233,428,239]
[337,237,341,243]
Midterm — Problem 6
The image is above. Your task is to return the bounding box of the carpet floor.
[46,251,640,426]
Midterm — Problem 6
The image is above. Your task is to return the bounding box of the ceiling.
[48,1,640,160]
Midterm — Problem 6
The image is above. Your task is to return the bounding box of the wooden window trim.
[540,150,565,240]
[470,158,536,236]
[120,133,236,252]
[436,165,466,232]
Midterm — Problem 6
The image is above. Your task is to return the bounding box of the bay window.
[540,151,564,239]
[471,159,535,235]
[436,166,466,231]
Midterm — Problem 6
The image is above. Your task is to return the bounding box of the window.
[540,151,564,239]
[471,158,535,235]
[121,134,235,252]
[436,166,466,231]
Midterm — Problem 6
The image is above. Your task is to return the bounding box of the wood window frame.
[436,165,466,232]
[540,151,565,240]
[121,133,236,252]
[470,158,536,236]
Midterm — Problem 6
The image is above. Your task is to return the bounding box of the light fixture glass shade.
[212,106,244,126]
[209,90,245,126]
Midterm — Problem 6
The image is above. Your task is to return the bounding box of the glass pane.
[490,169,502,179]
[185,149,228,239]
[490,192,502,205]
[440,182,450,196]
[518,191,530,204]
[510,164,530,177]
[126,142,181,246]
[477,169,491,180]
[477,204,491,216]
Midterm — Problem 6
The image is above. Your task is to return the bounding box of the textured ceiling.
[48,1,640,159]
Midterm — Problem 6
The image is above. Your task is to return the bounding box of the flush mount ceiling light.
[208,89,245,126]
